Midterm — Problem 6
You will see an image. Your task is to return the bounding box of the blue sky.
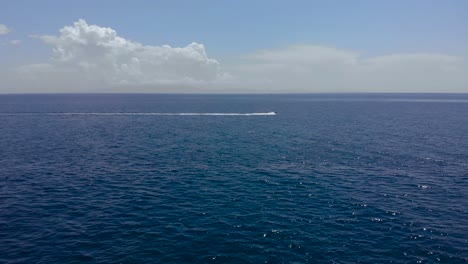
[3,0,468,57]
[1,0,467,93]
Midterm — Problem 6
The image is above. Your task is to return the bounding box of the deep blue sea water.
[0,94,467,263]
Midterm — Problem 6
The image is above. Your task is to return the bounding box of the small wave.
[0,112,277,116]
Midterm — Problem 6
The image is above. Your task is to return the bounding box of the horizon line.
[1,92,467,95]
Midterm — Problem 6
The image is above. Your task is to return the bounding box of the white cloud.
[225,45,468,93]
[2,20,467,93]
[9,39,21,45]
[0,24,11,35]
[23,19,222,88]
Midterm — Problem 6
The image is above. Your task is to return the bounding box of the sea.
[0,94,467,263]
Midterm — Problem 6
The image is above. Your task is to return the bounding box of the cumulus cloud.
[22,19,221,88]
[2,20,467,93]
[0,24,11,35]
[226,45,468,93]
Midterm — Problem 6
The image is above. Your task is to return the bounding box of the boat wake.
[1,112,277,116]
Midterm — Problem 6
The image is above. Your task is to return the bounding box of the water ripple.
[1,94,467,263]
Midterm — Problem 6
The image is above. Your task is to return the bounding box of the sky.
[1,0,467,93]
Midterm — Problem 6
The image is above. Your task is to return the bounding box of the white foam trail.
[1,112,277,116]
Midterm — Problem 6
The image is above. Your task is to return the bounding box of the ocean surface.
[0,94,467,263]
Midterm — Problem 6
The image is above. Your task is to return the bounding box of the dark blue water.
[1,94,467,263]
